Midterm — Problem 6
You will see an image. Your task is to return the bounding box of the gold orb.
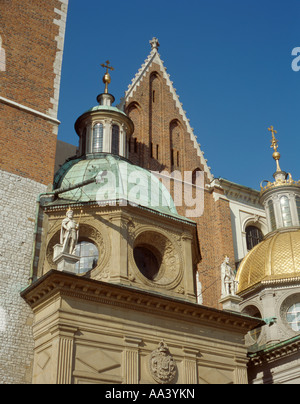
[103,73,111,84]
[272,151,281,161]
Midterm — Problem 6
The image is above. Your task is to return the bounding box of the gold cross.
[101,60,114,74]
[268,125,278,152]
[268,125,277,137]
[101,60,114,93]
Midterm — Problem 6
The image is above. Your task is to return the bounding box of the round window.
[74,241,99,274]
[133,245,162,281]
[286,303,300,332]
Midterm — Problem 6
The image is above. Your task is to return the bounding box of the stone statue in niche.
[60,208,79,255]
[221,256,238,297]
[53,208,81,274]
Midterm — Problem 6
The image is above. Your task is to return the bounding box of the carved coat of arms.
[149,341,177,384]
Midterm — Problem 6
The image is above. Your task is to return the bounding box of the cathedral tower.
[236,127,300,384]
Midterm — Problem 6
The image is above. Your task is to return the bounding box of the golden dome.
[236,229,300,293]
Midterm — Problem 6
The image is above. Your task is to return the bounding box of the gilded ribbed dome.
[236,229,300,293]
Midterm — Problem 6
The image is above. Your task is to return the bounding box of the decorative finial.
[101,60,114,94]
[268,125,282,172]
[150,37,160,51]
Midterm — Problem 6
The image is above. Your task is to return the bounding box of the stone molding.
[21,270,263,334]
[249,337,300,367]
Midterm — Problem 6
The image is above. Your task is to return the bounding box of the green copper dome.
[53,154,189,221]
[86,105,127,115]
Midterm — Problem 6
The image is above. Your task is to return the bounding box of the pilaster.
[259,289,279,345]
[109,212,130,283]
[183,348,199,384]
[123,336,142,384]
[51,325,78,385]
[234,364,248,384]
[182,233,196,301]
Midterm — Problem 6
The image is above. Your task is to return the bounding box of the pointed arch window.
[280,196,292,227]
[92,123,103,153]
[112,124,119,155]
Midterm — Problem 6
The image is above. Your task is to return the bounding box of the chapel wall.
[23,273,252,385]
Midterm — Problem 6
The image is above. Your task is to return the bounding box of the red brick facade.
[0,0,67,185]
[125,60,235,308]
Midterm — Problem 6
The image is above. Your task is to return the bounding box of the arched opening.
[111,124,119,155]
[169,120,183,168]
[92,123,103,153]
[246,226,263,250]
[268,200,277,231]
[280,196,293,227]
[242,305,263,342]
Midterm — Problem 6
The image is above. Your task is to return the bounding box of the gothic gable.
[121,39,213,181]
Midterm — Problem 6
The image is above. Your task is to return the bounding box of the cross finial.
[268,125,282,172]
[268,125,278,152]
[101,60,114,93]
[150,37,160,51]
[101,60,114,74]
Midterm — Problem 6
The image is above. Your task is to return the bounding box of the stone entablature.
[21,270,263,384]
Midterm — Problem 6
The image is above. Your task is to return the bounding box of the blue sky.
[58,0,300,190]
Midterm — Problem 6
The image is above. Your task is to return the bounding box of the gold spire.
[268,125,282,172]
[260,126,300,194]
[101,60,114,94]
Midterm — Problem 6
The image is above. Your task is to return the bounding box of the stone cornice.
[238,276,300,298]
[0,96,61,125]
[249,336,300,366]
[21,270,263,333]
[43,200,197,228]
[218,178,261,206]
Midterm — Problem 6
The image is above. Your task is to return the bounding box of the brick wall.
[125,61,235,308]
[0,103,57,185]
[0,0,68,185]
[0,0,68,383]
